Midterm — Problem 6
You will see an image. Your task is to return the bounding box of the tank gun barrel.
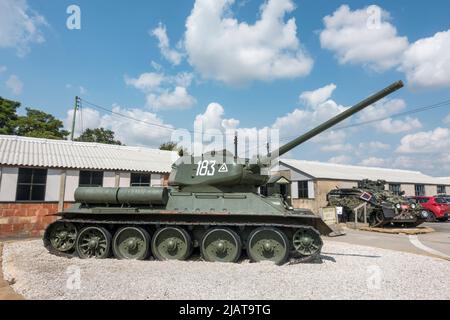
[266,81,404,161]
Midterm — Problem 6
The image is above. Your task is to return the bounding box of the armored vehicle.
[44,81,404,265]
[327,179,428,228]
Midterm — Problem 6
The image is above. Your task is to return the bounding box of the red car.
[410,196,449,222]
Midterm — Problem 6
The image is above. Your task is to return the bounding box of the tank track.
[43,218,323,264]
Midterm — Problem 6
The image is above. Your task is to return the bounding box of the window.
[16,168,47,201]
[415,184,425,197]
[389,184,401,195]
[79,171,103,187]
[130,173,151,187]
[297,181,309,199]
[416,198,429,204]
[437,185,446,194]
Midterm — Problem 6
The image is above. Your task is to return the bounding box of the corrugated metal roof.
[0,135,178,173]
[280,159,449,185]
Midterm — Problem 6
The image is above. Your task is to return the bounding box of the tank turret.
[169,81,404,191]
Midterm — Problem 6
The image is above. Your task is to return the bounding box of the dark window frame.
[389,183,401,195]
[437,185,446,194]
[130,173,151,187]
[16,168,48,201]
[297,181,309,199]
[414,184,425,197]
[79,170,104,187]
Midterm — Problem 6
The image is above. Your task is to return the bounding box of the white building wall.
[151,174,162,186]
[103,171,116,187]
[119,172,131,187]
[447,186,450,194]
[64,170,79,202]
[0,167,18,201]
[45,169,61,202]
[425,185,437,196]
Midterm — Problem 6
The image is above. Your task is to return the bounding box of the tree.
[12,108,69,139]
[159,141,185,156]
[75,128,122,145]
[0,97,20,135]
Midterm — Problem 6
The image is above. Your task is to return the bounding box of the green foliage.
[12,108,69,140]
[159,141,185,156]
[0,97,20,135]
[75,128,122,145]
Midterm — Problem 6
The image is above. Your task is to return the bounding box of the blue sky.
[1,0,450,176]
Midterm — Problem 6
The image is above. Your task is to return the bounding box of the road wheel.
[76,226,111,259]
[292,227,322,262]
[369,211,385,227]
[151,227,192,261]
[47,222,78,253]
[113,226,150,260]
[201,228,242,263]
[246,227,289,265]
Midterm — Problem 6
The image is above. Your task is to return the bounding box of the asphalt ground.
[332,221,450,260]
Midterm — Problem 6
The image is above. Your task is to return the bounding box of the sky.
[0,0,450,176]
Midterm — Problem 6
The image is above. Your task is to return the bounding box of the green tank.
[327,179,429,228]
[44,81,404,265]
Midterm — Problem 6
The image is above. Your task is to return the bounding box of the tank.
[327,179,429,228]
[44,81,404,265]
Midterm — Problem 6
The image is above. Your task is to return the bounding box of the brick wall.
[0,203,72,239]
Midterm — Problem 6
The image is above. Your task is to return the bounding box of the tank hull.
[43,191,336,264]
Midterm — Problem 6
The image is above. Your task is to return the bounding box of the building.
[0,135,178,238]
[277,159,450,215]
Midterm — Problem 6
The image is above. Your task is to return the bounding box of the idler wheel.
[201,228,242,263]
[151,227,192,261]
[292,227,322,260]
[246,227,289,265]
[48,222,78,253]
[113,226,150,260]
[76,226,111,259]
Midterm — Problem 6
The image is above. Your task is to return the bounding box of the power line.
[80,98,237,136]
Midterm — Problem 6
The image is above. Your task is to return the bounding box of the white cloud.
[79,86,87,95]
[125,73,165,91]
[126,72,196,110]
[320,5,408,71]
[273,84,348,147]
[6,74,23,95]
[376,117,422,134]
[358,141,390,151]
[396,127,450,154]
[359,157,387,167]
[400,29,450,89]
[147,86,196,111]
[184,0,313,85]
[0,0,47,56]
[358,98,422,134]
[151,23,183,66]
[0,66,6,73]
[320,143,353,153]
[328,155,352,165]
[65,105,173,147]
[299,83,336,107]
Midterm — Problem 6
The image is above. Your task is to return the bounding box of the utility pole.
[234,131,238,160]
[70,96,80,141]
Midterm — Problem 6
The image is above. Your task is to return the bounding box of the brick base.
[0,203,73,239]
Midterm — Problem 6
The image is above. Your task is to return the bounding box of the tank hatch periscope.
[44,81,404,265]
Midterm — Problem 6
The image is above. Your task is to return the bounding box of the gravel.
[2,239,449,300]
